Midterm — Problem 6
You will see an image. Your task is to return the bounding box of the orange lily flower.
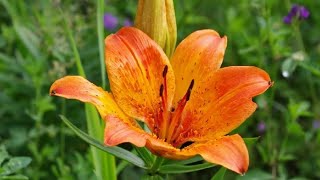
[50,27,272,174]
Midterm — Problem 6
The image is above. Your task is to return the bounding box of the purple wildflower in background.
[104,13,118,30]
[123,19,133,27]
[257,122,266,133]
[313,120,320,130]
[283,4,310,24]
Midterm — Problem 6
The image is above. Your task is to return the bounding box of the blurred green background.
[0,0,319,179]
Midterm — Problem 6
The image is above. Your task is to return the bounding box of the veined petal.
[104,115,150,147]
[171,30,227,105]
[172,66,272,145]
[177,134,249,175]
[105,27,175,134]
[104,115,177,153]
[50,76,130,122]
[104,115,248,174]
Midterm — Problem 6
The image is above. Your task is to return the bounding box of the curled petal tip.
[238,167,248,175]
[268,81,274,87]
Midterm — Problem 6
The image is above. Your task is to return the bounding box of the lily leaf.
[134,147,154,168]
[163,155,203,165]
[60,115,146,169]
[211,167,227,180]
[158,162,215,174]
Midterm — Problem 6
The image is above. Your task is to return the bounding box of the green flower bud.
[135,0,177,57]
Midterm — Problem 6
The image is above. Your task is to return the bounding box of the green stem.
[97,0,106,89]
[149,156,164,174]
[60,6,116,180]
[292,22,306,53]
[60,99,66,160]
[292,14,318,113]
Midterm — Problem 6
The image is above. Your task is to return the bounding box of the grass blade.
[60,115,146,169]
[60,7,116,179]
[97,0,106,89]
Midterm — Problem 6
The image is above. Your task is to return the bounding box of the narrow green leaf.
[59,7,116,179]
[163,155,203,165]
[211,167,227,180]
[236,169,273,180]
[97,0,106,89]
[60,115,146,169]
[159,162,215,174]
[134,147,154,168]
[84,105,116,180]
[298,61,320,77]
[116,160,129,175]
[1,157,32,176]
[0,174,29,180]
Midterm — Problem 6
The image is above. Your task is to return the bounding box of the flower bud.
[135,0,177,57]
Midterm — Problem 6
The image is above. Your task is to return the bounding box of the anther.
[162,65,168,77]
[159,84,164,96]
[186,79,194,101]
[188,79,195,91]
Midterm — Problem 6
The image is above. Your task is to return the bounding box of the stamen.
[159,84,164,96]
[162,65,168,107]
[166,79,195,143]
[186,79,194,101]
[158,66,169,138]
[162,65,168,77]
[189,79,195,90]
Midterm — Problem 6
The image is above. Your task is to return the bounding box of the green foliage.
[0,0,319,179]
[211,167,227,180]
[0,145,31,179]
[60,115,146,169]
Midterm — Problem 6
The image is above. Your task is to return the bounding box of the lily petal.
[178,134,249,175]
[104,115,177,153]
[172,66,271,145]
[171,29,227,105]
[105,27,175,133]
[103,115,248,174]
[50,76,130,122]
